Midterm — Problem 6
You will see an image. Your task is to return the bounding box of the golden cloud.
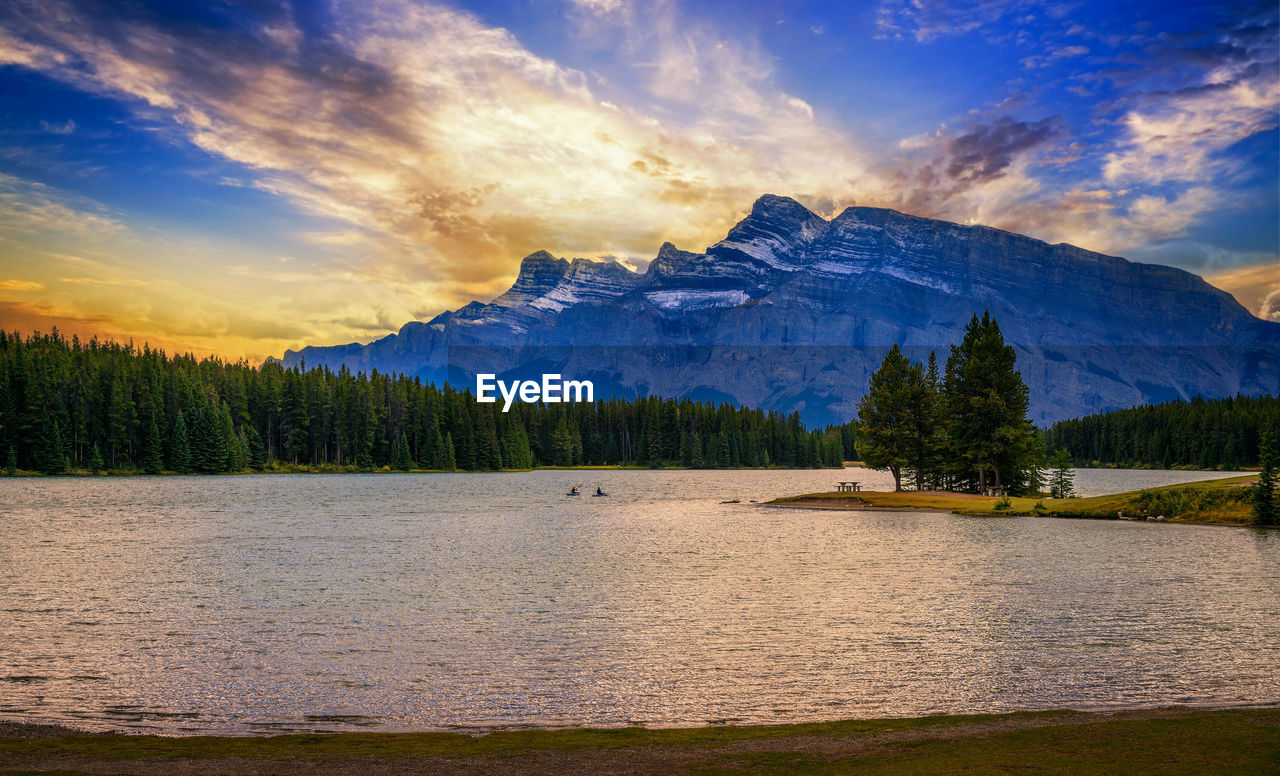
[0,0,1273,360]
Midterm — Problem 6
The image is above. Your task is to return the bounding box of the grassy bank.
[770,475,1262,525]
[0,707,1275,775]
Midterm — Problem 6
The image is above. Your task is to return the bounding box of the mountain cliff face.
[283,195,1280,425]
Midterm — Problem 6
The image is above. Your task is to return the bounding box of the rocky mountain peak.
[749,193,823,223]
[710,194,828,272]
[647,241,702,278]
[281,196,1279,426]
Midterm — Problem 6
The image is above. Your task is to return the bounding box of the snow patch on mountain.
[644,289,751,310]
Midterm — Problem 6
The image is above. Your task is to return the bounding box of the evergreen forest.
[0,331,853,475]
[1044,394,1279,469]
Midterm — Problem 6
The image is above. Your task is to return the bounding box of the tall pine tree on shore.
[856,345,923,491]
[942,312,1037,493]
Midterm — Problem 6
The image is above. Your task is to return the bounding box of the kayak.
[592,493,608,497]
[566,492,580,496]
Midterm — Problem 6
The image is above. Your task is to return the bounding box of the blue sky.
[0,0,1276,358]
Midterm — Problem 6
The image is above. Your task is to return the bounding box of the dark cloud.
[943,115,1062,182]
[0,0,416,145]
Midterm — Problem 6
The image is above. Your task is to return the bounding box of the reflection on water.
[0,467,1276,734]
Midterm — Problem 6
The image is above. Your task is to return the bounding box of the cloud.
[875,0,1030,42]
[1261,289,1280,321]
[0,0,874,303]
[0,279,43,291]
[1204,261,1280,318]
[0,0,1273,359]
[0,169,441,360]
[58,276,148,286]
[876,3,1277,263]
[0,173,124,237]
[943,116,1062,182]
[39,119,77,134]
[1022,44,1088,69]
[1103,77,1279,186]
[1101,14,1279,188]
[568,0,627,15]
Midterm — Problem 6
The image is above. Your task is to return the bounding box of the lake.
[1,467,1276,734]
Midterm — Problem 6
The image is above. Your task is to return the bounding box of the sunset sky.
[1,0,1276,361]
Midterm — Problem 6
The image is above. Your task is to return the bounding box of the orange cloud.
[1204,262,1280,319]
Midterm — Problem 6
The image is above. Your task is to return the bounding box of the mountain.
[282,194,1280,425]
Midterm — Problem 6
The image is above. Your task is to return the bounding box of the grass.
[0,708,1275,775]
[769,474,1261,525]
[687,709,1280,776]
[0,713,997,760]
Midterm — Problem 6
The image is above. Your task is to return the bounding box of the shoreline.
[1,706,1275,775]
[766,475,1267,526]
[5,698,1277,738]
[0,464,847,478]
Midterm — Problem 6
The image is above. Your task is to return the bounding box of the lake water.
[1,467,1276,734]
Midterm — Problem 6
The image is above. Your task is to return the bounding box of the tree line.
[856,312,1043,494]
[1043,393,1279,470]
[0,330,853,475]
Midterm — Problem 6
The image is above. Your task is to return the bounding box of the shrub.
[1131,486,1248,519]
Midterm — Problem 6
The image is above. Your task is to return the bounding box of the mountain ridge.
[283,195,1278,425]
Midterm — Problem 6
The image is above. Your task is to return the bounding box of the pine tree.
[37,415,67,474]
[919,351,946,489]
[856,345,927,491]
[246,424,266,470]
[942,312,1036,493]
[551,416,575,466]
[171,411,191,474]
[1048,447,1075,499]
[105,375,134,468]
[1253,430,1277,526]
[442,431,457,471]
[393,431,413,471]
[229,427,250,472]
[141,413,164,474]
[86,443,105,474]
[189,404,228,474]
[5,446,15,475]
